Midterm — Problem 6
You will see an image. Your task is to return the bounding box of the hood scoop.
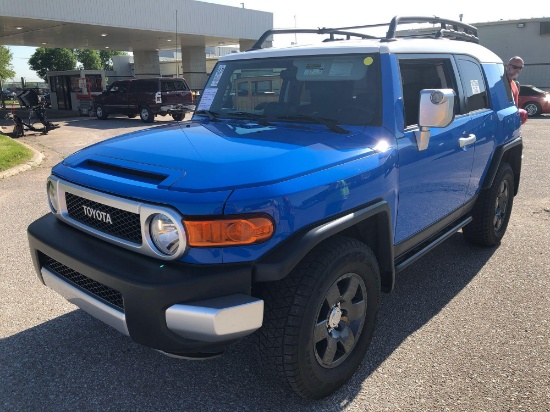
[84,160,169,184]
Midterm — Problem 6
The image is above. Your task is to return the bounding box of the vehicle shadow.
[0,233,496,411]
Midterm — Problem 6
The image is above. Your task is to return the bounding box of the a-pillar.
[181,46,208,90]
[133,50,161,78]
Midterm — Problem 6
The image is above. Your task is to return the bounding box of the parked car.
[27,16,524,399]
[93,77,195,122]
[518,84,550,116]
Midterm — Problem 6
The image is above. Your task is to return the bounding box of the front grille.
[41,253,124,311]
[65,192,142,244]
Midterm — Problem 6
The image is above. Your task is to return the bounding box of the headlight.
[150,213,180,255]
[47,179,58,213]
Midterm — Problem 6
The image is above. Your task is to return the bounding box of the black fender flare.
[253,200,395,292]
[482,137,523,195]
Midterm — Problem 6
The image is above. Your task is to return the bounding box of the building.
[475,17,550,89]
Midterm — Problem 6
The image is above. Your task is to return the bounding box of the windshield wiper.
[274,115,349,134]
[225,111,274,126]
[194,110,220,121]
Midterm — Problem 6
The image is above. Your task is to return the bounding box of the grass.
[0,133,34,172]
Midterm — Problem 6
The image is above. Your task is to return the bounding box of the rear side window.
[457,59,488,112]
[161,81,189,91]
[398,58,457,127]
[130,81,157,93]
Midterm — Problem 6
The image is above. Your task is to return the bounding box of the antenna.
[175,9,179,77]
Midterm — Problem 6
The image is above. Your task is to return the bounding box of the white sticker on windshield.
[210,65,226,87]
[197,88,218,110]
[304,63,324,76]
[329,62,353,77]
[470,79,481,95]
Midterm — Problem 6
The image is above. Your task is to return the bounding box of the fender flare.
[482,137,523,195]
[253,200,395,292]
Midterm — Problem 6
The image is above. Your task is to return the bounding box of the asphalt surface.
[1,113,549,411]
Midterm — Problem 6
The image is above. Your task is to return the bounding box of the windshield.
[195,53,381,127]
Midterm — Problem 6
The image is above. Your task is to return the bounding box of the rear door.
[394,55,475,249]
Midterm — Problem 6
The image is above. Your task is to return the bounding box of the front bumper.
[28,214,263,354]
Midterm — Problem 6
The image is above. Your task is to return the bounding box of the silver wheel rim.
[494,179,509,231]
[96,107,103,117]
[313,272,367,368]
[141,108,150,120]
[524,103,537,116]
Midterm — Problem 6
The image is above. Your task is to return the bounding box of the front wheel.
[139,106,154,123]
[463,163,515,246]
[258,235,380,399]
[172,112,184,121]
[95,104,108,120]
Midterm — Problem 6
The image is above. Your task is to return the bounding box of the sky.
[5,0,550,82]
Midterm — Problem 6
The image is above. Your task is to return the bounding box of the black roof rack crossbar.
[248,28,377,51]
[384,16,478,42]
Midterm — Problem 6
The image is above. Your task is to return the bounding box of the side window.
[117,82,128,93]
[457,59,488,112]
[399,58,457,127]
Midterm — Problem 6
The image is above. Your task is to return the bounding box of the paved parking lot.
[1,114,549,411]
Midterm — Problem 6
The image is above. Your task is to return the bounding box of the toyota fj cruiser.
[28,16,523,399]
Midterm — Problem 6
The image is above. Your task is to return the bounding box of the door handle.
[459,134,476,148]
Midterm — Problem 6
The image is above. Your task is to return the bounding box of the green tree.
[0,46,16,82]
[74,49,102,70]
[99,50,126,71]
[28,48,76,81]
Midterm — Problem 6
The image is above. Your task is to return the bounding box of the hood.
[64,121,379,192]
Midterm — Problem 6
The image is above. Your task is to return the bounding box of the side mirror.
[415,89,455,151]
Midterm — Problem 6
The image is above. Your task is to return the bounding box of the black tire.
[463,163,515,246]
[172,112,184,121]
[258,235,380,399]
[522,101,541,117]
[139,106,154,123]
[95,104,108,120]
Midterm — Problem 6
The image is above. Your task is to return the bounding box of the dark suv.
[93,77,195,122]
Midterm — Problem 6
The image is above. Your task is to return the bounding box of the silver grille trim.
[48,176,188,260]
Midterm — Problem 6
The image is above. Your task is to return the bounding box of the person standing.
[505,56,528,124]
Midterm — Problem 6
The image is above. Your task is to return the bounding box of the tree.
[99,50,126,71]
[0,46,16,82]
[74,49,102,70]
[28,48,76,81]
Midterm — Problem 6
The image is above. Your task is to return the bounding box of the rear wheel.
[463,163,515,246]
[95,104,108,120]
[522,101,541,116]
[172,112,184,121]
[139,106,154,123]
[258,235,380,399]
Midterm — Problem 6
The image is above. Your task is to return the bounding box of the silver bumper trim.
[41,268,129,336]
[166,294,264,342]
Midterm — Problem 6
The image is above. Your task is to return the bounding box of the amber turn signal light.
[184,216,274,247]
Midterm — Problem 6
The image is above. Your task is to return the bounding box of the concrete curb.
[0,138,45,179]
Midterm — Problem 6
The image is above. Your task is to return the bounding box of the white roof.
[220,37,502,64]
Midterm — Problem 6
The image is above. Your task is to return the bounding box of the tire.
[172,112,184,121]
[139,106,154,123]
[522,102,541,117]
[258,235,381,399]
[463,163,515,246]
[12,124,24,138]
[95,104,108,120]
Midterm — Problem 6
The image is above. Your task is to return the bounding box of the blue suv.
[27,17,523,399]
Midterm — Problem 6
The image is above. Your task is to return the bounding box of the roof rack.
[248,15,479,51]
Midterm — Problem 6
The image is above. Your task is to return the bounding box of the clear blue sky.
[5,0,549,82]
